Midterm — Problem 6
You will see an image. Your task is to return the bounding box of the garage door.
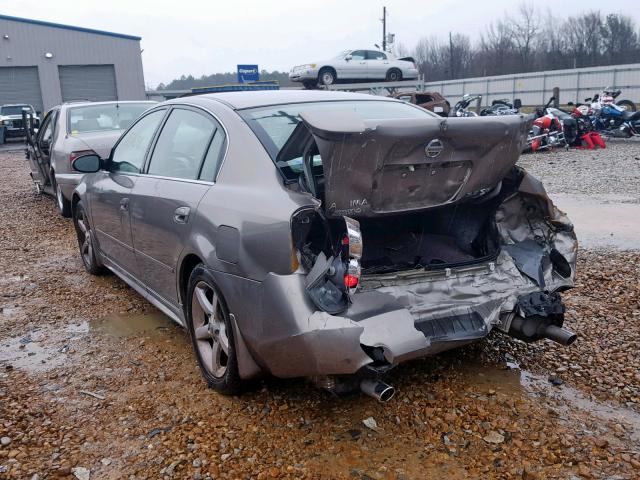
[59,65,117,103]
[0,66,44,113]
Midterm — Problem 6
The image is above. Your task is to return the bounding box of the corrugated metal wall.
[0,17,145,112]
[424,63,640,107]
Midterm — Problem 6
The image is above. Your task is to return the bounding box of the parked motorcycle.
[452,94,482,117]
[583,88,640,138]
[480,98,521,116]
[525,97,578,152]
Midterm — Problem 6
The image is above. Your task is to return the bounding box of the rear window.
[67,103,153,134]
[240,100,438,180]
[241,100,437,156]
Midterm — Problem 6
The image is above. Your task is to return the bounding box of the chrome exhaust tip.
[543,324,577,346]
[360,379,395,403]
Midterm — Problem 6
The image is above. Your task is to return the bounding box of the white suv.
[289,49,419,88]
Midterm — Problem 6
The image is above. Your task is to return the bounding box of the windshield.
[1,105,31,116]
[67,103,154,134]
[332,50,351,59]
[240,100,438,180]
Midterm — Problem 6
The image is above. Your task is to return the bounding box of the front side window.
[38,111,56,146]
[110,110,165,174]
[350,50,366,60]
[367,51,387,60]
[68,103,154,134]
[147,109,215,180]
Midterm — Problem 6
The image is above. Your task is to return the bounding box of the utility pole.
[382,7,387,52]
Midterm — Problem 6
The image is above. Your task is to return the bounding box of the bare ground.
[1,148,640,479]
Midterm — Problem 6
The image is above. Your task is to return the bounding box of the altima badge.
[425,139,444,158]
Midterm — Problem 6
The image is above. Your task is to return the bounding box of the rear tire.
[318,68,336,86]
[73,200,106,275]
[616,99,636,112]
[53,174,72,218]
[386,69,402,82]
[185,265,242,395]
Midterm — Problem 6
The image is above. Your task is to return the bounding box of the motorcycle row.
[453,88,640,153]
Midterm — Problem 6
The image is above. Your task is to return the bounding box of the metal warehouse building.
[0,14,145,114]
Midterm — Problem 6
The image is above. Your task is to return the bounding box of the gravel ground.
[517,138,640,201]
[1,147,640,479]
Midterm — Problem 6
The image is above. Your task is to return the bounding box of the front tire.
[73,201,105,275]
[186,265,241,394]
[318,68,336,86]
[302,80,317,90]
[386,68,402,82]
[52,174,71,218]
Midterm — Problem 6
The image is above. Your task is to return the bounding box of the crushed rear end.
[252,108,577,396]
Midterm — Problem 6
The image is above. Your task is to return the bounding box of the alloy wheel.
[76,209,93,267]
[191,281,229,378]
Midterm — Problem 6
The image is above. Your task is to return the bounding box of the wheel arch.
[178,253,204,308]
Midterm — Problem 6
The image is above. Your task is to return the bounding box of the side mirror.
[513,99,522,109]
[72,154,101,173]
[344,54,352,61]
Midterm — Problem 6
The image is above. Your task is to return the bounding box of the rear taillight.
[342,216,362,294]
[69,149,97,163]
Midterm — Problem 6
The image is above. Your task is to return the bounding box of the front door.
[89,109,167,279]
[130,107,225,308]
[28,109,57,188]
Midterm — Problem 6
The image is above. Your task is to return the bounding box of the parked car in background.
[290,50,419,88]
[24,100,156,217]
[390,91,450,117]
[69,90,577,400]
[0,104,39,143]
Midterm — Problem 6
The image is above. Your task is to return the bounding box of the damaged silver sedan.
[70,91,577,400]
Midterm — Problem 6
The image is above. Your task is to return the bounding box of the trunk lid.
[68,130,122,159]
[293,109,530,218]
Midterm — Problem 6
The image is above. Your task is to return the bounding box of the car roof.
[178,90,398,110]
[61,100,157,108]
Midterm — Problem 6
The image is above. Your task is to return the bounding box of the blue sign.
[237,65,259,83]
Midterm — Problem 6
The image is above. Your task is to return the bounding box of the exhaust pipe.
[360,379,395,403]
[543,324,577,346]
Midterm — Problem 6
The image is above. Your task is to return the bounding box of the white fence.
[423,63,640,107]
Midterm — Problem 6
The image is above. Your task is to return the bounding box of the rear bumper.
[248,250,574,378]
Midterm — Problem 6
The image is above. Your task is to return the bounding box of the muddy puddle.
[552,193,640,250]
[0,311,181,373]
[462,362,640,443]
[0,330,68,373]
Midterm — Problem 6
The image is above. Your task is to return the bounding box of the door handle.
[120,198,130,212]
[174,206,191,224]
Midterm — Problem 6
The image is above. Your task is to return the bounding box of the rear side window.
[198,128,226,182]
[111,110,165,174]
[147,108,215,180]
[367,51,387,60]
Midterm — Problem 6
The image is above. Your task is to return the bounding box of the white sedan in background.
[290,49,419,88]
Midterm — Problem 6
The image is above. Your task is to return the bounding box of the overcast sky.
[5,0,639,88]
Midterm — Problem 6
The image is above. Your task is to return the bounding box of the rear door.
[130,106,225,309]
[365,50,389,79]
[89,109,167,280]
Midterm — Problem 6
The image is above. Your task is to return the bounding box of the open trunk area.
[358,195,501,274]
